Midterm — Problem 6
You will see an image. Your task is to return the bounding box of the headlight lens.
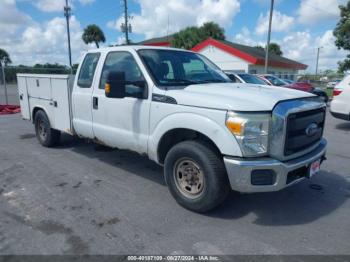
[226,112,270,156]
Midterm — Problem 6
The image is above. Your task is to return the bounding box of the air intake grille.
[284,107,326,156]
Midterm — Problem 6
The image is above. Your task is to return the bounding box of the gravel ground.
[0,109,349,255]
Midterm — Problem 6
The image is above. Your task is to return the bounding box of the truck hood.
[165,83,315,111]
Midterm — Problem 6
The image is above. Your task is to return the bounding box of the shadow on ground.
[335,122,350,131]
[207,170,349,225]
[59,134,165,186]
[37,134,350,226]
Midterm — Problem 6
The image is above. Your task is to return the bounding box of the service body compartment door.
[17,76,30,120]
[51,77,72,133]
[27,77,51,100]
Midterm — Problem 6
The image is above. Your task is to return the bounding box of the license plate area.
[308,159,321,178]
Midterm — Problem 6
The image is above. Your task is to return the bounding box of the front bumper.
[330,110,350,121]
[224,139,327,193]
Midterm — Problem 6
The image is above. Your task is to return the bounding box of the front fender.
[148,112,242,163]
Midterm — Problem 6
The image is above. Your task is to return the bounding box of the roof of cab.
[86,45,193,53]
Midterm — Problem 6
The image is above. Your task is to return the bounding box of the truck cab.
[17,46,327,212]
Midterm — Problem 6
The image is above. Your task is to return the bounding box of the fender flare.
[148,112,242,163]
[31,104,52,126]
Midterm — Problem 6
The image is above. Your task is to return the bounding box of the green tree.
[255,43,283,56]
[268,43,283,56]
[333,1,350,72]
[171,22,225,49]
[82,24,106,48]
[0,48,12,65]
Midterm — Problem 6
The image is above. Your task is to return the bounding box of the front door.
[91,51,151,154]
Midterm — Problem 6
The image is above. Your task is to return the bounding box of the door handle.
[19,94,23,100]
[49,101,58,107]
[93,97,98,109]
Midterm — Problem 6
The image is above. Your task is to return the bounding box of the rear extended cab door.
[72,52,101,138]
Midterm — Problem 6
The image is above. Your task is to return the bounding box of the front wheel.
[164,141,230,213]
[34,110,60,147]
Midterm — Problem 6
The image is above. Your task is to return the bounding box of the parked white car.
[327,79,341,88]
[330,75,350,120]
[17,46,327,212]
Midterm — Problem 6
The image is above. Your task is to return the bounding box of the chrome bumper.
[224,139,327,193]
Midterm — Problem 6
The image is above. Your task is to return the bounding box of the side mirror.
[105,71,126,98]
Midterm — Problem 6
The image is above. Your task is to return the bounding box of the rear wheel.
[34,110,60,147]
[164,141,230,213]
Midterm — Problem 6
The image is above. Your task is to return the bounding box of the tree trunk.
[95,41,99,48]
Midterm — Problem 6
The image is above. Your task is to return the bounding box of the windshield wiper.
[196,79,228,83]
[162,79,200,85]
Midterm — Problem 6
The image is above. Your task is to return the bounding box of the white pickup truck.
[17,46,327,212]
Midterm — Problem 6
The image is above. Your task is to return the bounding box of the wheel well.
[32,107,44,122]
[157,128,222,164]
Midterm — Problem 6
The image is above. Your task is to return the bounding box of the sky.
[0,0,348,72]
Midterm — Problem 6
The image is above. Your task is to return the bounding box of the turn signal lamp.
[105,83,111,94]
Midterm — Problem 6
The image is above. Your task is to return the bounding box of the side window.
[99,52,145,98]
[78,53,100,88]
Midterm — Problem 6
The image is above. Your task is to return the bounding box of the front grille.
[284,107,326,156]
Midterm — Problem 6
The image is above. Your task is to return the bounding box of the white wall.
[198,44,300,79]
[199,45,249,72]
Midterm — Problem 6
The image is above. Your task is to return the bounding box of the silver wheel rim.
[174,158,205,199]
[38,119,47,141]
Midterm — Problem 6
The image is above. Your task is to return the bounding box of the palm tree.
[0,48,12,65]
[82,24,106,48]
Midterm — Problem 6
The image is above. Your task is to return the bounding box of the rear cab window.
[78,53,101,88]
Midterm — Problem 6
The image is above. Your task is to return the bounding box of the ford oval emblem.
[305,123,318,137]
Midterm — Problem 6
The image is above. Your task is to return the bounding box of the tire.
[164,140,230,213]
[34,110,60,147]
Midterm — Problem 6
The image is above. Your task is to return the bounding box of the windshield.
[138,49,231,86]
[238,74,267,85]
[265,75,287,86]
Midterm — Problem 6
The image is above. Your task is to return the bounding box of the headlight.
[226,112,270,157]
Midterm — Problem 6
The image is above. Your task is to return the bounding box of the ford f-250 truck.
[17,46,327,212]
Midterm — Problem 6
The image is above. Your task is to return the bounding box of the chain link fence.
[0,66,77,105]
[0,65,344,106]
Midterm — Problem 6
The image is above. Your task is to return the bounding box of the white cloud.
[280,30,347,72]
[233,28,347,72]
[234,27,264,46]
[1,14,91,65]
[0,0,32,38]
[30,0,94,13]
[297,0,346,25]
[255,10,295,35]
[78,0,95,5]
[107,0,240,39]
[33,0,65,12]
